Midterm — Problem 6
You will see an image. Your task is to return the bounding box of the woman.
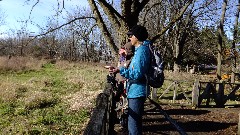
[119,25,151,135]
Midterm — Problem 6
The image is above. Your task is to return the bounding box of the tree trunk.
[231,0,240,83]
[88,0,118,58]
[174,22,180,72]
[217,0,227,82]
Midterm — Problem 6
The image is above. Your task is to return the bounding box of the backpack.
[147,44,165,88]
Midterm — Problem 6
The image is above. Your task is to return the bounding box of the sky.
[0,0,89,37]
[0,0,237,39]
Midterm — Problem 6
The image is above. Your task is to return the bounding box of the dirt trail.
[115,100,239,135]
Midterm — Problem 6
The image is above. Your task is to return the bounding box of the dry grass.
[0,82,18,102]
[0,56,45,71]
[64,90,102,111]
[165,70,216,82]
[24,91,57,110]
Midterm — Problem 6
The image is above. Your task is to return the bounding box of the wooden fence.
[83,79,240,134]
[155,79,240,107]
[83,83,114,135]
[193,80,240,107]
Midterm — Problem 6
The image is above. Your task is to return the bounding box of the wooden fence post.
[231,67,236,83]
[151,88,157,100]
[216,82,224,107]
[173,81,177,103]
[238,113,240,135]
[192,79,199,107]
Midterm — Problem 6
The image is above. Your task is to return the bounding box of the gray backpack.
[147,44,165,88]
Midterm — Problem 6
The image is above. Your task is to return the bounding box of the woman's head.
[124,42,134,59]
[127,25,148,45]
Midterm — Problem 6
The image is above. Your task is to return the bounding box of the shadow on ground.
[143,105,237,134]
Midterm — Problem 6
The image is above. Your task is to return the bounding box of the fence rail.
[83,83,114,135]
[158,79,240,107]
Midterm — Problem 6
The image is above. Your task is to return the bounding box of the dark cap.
[127,25,148,41]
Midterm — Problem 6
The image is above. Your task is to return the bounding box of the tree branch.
[27,0,39,23]
[232,0,240,49]
[151,0,193,43]
[121,0,132,18]
[98,0,124,20]
[139,0,151,11]
[77,24,98,39]
[88,0,118,55]
[98,0,122,28]
[34,16,95,37]
[142,1,163,26]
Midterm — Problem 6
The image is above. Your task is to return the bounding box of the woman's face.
[128,35,138,46]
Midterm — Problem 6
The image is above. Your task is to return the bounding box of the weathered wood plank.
[83,93,108,135]
[151,88,157,100]
[192,79,199,107]
[159,81,175,99]
[83,83,113,135]
[216,83,224,107]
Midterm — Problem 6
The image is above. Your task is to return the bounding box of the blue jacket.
[120,40,151,98]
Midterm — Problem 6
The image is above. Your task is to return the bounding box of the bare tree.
[139,0,220,72]
[24,0,193,63]
[171,0,220,72]
[87,0,193,58]
[23,0,236,69]
[67,7,98,62]
[0,8,6,26]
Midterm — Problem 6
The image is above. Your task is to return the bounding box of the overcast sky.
[0,0,89,36]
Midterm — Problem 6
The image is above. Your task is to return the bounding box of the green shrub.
[42,63,55,68]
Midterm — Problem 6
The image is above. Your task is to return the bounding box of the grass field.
[0,56,108,134]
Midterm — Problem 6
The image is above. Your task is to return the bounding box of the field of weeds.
[0,56,108,134]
